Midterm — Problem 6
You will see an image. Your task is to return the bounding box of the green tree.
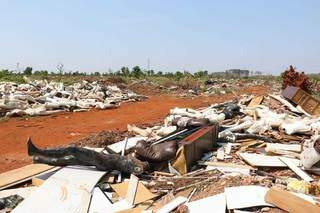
[175,71,183,79]
[23,67,33,75]
[157,71,163,76]
[120,66,130,76]
[131,66,144,78]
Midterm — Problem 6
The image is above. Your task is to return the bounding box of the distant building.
[225,69,249,78]
[210,69,265,78]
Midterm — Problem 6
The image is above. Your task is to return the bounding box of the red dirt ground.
[0,86,268,173]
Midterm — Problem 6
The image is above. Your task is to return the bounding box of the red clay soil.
[0,86,268,173]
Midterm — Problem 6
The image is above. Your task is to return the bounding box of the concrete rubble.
[0,77,147,117]
[1,85,320,213]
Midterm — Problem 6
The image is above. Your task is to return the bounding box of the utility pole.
[16,62,20,73]
[147,58,150,72]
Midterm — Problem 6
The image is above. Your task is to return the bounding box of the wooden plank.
[125,174,139,205]
[248,96,264,108]
[206,165,250,175]
[238,153,300,167]
[201,161,253,169]
[279,157,313,182]
[225,186,273,209]
[156,196,187,213]
[0,164,54,190]
[266,143,301,153]
[186,193,226,213]
[265,187,320,213]
[12,166,106,213]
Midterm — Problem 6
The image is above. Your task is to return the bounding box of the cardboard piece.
[186,193,226,213]
[238,153,300,167]
[225,186,273,209]
[279,157,314,182]
[0,164,54,190]
[12,166,106,213]
[111,180,157,205]
[265,187,320,213]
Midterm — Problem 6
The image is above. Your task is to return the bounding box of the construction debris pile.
[1,85,320,213]
[0,77,146,117]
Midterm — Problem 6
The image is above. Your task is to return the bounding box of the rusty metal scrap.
[281,65,312,93]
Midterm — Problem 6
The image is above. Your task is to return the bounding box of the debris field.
[0,75,320,213]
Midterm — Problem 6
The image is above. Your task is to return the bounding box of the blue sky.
[0,0,319,74]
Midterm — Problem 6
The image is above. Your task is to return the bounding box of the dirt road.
[0,86,268,173]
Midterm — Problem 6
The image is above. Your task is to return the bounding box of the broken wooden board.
[88,187,113,213]
[12,166,106,213]
[279,157,314,182]
[0,164,55,190]
[126,174,139,205]
[238,153,300,167]
[206,165,250,175]
[201,161,253,169]
[216,148,225,161]
[265,187,320,213]
[186,193,226,213]
[266,143,301,153]
[111,180,157,205]
[225,186,273,209]
[0,186,37,199]
[108,136,147,153]
[156,196,187,213]
[248,96,264,108]
[225,143,232,155]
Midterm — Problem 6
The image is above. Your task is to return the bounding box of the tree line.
[0,65,210,79]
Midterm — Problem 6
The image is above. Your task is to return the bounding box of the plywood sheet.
[0,164,54,190]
